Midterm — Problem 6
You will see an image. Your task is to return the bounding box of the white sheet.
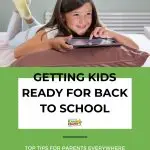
[0,32,150,67]
[0,32,16,67]
[124,34,150,67]
[124,34,150,53]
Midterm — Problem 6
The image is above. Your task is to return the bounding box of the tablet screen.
[67,37,121,48]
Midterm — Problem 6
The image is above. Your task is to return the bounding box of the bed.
[0,32,150,67]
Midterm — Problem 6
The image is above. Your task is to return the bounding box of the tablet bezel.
[67,37,121,48]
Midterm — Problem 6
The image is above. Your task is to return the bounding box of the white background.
[18,78,132,129]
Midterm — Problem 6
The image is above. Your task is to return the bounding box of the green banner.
[0,67,150,150]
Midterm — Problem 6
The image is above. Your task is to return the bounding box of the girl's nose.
[79,16,86,24]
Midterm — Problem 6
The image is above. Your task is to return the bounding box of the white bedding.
[0,32,16,67]
[124,34,150,67]
[124,34,150,53]
[0,32,150,67]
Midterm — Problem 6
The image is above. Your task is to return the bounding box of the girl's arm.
[14,31,73,59]
[14,31,51,59]
[90,27,139,50]
[109,30,139,50]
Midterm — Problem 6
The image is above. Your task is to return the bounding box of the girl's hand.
[49,35,73,52]
[89,27,114,39]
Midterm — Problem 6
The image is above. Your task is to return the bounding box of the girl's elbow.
[134,43,139,50]
[14,48,21,59]
[136,45,139,50]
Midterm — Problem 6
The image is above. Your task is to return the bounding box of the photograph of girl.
[0,0,150,66]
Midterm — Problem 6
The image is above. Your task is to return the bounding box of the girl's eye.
[87,13,92,16]
[73,14,79,16]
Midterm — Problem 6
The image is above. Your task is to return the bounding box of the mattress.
[0,32,150,67]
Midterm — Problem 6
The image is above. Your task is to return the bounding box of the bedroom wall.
[0,0,150,31]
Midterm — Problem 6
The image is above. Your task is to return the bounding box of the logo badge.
[68,119,82,127]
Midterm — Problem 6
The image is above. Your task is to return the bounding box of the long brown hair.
[38,0,103,37]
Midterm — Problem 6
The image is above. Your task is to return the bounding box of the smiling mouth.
[77,26,86,29]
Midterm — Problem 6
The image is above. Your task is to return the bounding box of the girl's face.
[64,3,92,36]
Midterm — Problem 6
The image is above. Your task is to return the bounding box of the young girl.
[10,0,139,59]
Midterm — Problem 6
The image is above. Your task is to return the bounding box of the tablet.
[67,37,121,48]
